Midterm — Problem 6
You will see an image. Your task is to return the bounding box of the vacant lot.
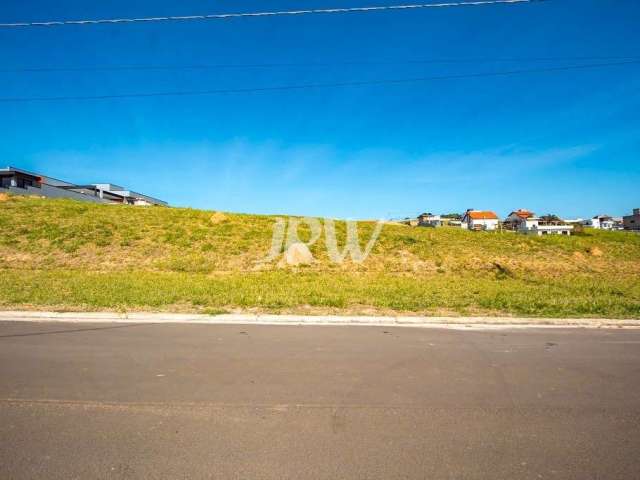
[1,195,639,317]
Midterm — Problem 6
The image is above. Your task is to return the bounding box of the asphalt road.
[1,321,639,479]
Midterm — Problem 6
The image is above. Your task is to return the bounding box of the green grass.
[1,195,639,318]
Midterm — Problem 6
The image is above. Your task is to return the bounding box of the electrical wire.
[1,59,636,103]
[2,56,638,74]
[0,0,546,28]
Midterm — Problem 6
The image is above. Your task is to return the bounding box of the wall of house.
[587,218,601,228]
[519,219,538,231]
[1,183,108,203]
[524,225,572,236]
[583,218,618,230]
[470,219,498,230]
[624,213,640,231]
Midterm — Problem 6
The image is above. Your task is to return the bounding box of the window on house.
[15,176,40,189]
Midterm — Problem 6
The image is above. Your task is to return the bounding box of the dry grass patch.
[588,246,604,257]
[210,211,228,224]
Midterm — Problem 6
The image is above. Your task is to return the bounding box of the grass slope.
[1,195,639,318]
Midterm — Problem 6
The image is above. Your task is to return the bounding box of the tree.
[540,214,562,223]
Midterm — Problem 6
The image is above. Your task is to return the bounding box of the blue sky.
[1,0,638,219]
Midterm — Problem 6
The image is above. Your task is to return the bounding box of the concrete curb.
[0,311,638,329]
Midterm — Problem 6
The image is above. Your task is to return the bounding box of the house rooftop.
[467,210,498,220]
[1,166,41,180]
[2,166,167,206]
[92,183,125,191]
[509,209,535,219]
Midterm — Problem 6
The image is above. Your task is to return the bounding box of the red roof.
[509,209,535,219]
[467,210,498,220]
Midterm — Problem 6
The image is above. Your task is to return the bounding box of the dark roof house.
[0,166,167,206]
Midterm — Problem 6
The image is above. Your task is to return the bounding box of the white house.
[503,209,573,236]
[503,209,535,230]
[582,215,622,230]
[523,216,572,236]
[525,219,573,236]
[417,212,442,227]
[461,209,499,231]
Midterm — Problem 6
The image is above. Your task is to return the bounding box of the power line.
[2,56,638,74]
[0,0,546,28]
[1,60,636,103]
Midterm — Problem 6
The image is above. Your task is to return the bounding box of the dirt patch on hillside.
[210,212,228,224]
[0,193,9,202]
[588,246,603,257]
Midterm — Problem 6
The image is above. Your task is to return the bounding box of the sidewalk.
[0,311,638,329]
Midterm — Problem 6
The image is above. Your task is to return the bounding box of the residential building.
[623,208,640,231]
[441,214,462,226]
[503,209,535,231]
[612,217,624,230]
[502,209,573,236]
[524,218,573,236]
[582,215,620,230]
[461,209,499,231]
[417,212,442,227]
[397,217,419,227]
[92,183,166,206]
[0,166,167,206]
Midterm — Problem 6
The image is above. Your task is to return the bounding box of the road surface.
[1,320,639,479]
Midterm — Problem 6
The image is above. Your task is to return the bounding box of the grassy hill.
[1,194,639,318]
